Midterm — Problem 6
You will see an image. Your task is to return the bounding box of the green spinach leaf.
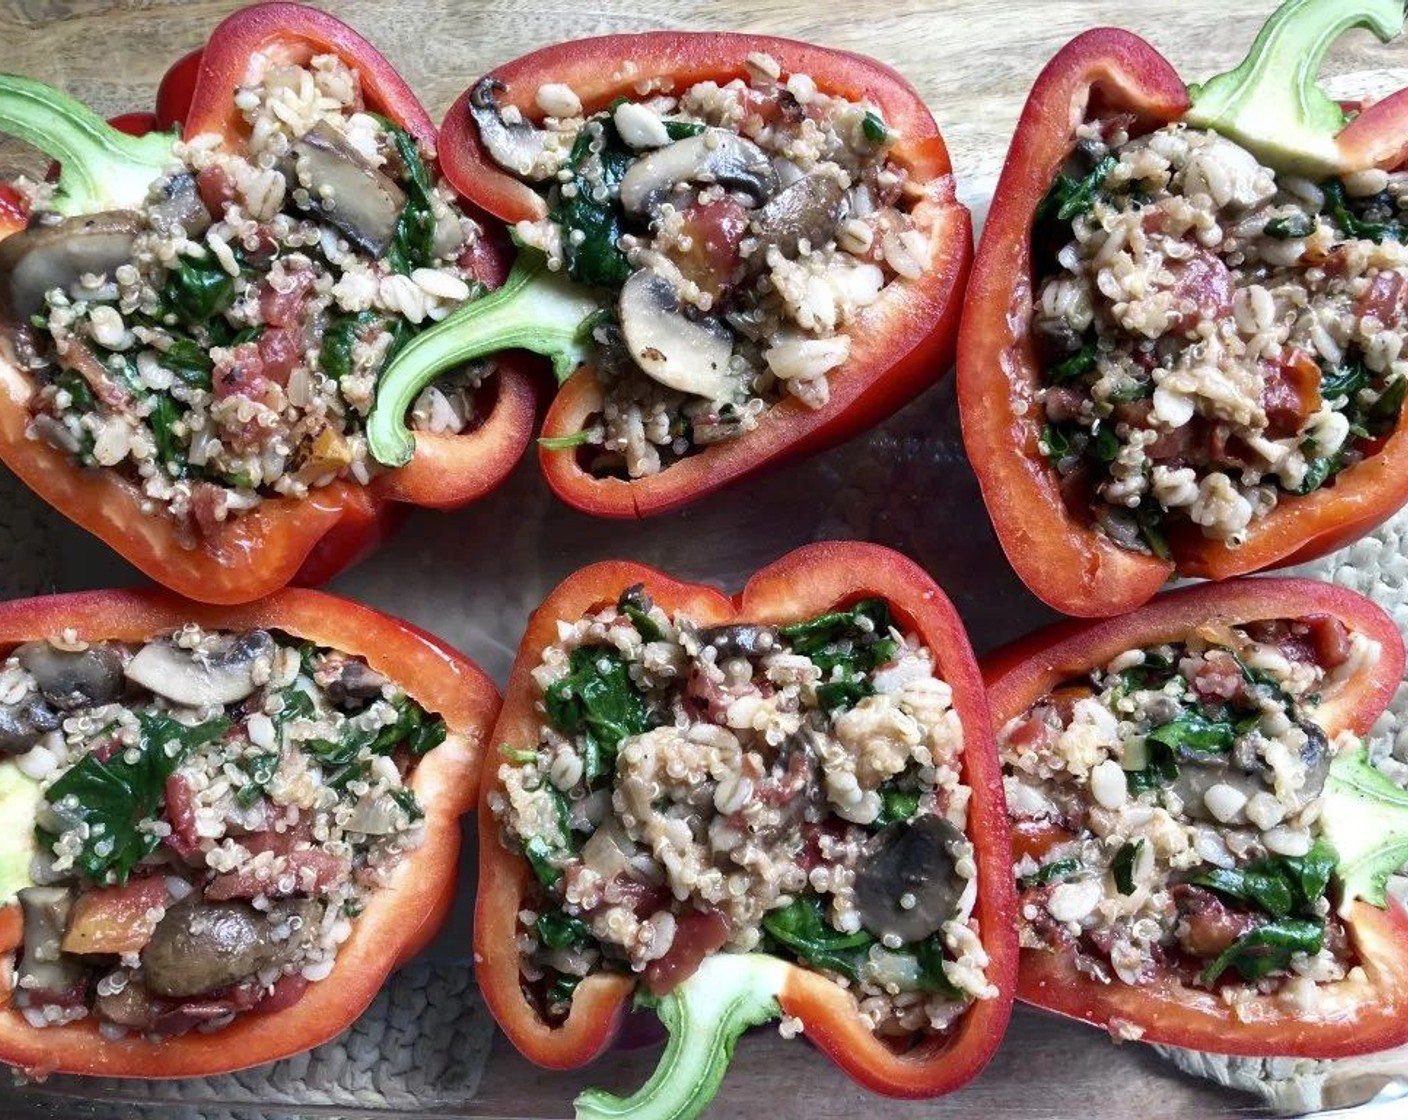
[544,646,649,786]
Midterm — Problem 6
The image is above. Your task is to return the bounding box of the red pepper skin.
[477,542,1016,1096]
[984,577,1408,1058]
[439,33,972,519]
[154,47,203,131]
[957,29,1408,618]
[0,587,499,1079]
[0,3,536,604]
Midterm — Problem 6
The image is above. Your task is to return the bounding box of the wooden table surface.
[2,1,1407,1118]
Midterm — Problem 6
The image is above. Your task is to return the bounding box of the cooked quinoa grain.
[4,55,492,542]
[0,625,445,1036]
[471,55,930,478]
[492,587,994,1037]
[1000,614,1374,999]
[1033,120,1408,555]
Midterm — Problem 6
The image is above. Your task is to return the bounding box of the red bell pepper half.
[364,33,971,518]
[0,587,498,1078]
[0,3,536,604]
[984,577,1408,1057]
[958,0,1408,617]
[477,542,1015,1117]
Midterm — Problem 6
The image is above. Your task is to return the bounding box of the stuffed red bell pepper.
[0,2,535,604]
[363,34,971,518]
[0,586,497,1078]
[959,0,1408,617]
[477,543,1015,1118]
[986,577,1408,1056]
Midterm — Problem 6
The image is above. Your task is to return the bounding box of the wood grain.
[1,2,1406,1118]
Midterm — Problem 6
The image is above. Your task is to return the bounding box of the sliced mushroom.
[0,211,141,328]
[698,624,778,659]
[619,130,778,215]
[1297,720,1331,802]
[16,640,124,711]
[751,173,848,258]
[853,816,966,943]
[0,693,59,754]
[469,78,556,182]
[1172,718,1329,822]
[618,270,736,401]
[17,885,86,999]
[148,173,212,238]
[324,657,390,709]
[124,630,275,708]
[141,897,312,998]
[283,122,406,256]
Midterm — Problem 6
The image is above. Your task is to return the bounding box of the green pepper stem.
[0,74,177,216]
[366,251,603,467]
[1184,0,1405,176]
[1322,743,1408,916]
[574,954,789,1120]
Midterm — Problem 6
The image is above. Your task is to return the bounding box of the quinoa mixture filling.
[1000,615,1378,1011]
[472,52,932,478]
[0,625,445,1037]
[2,55,491,542]
[1033,119,1408,555]
[491,587,995,1037]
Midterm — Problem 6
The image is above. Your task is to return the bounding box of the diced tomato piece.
[601,875,671,920]
[1167,250,1234,335]
[1010,818,1075,862]
[254,972,311,1014]
[196,166,236,214]
[213,341,270,401]
[190,481,228,540]
[1172,885,1259,959]
[1262,348,1323,438]
[241,819,314,858]
[1356,270,1408,327]
[684,668,732,722]
[204,849,349,900]
[257,326,305,384]
[1305,613,1352,668]
[1002,712,1056,754]
[153,998,236,1036]
[258,269,315,328]
[1190,657,1246,703]
[164,773,201,859]
[61,877,168,956]
[672,198,749,297]
[642,907,730,996]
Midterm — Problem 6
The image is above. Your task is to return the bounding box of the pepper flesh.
[414,32,971,518]
[957,7,1408,618]
[0,587,499,1078]
[0,2,536,604]
[984,577,1408,1057]
[476,542,1016,1103]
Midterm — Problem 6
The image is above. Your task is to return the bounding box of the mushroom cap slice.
[0,210,141,328]
[15,641,124,711]
[618,129,779,215]
[142,897,312,998]
[284,122,406,257]
[751,173,849,259]
[468,78,557,182]
[853,815,967,944]
[618,269,736,402]
[124,630,275,708]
